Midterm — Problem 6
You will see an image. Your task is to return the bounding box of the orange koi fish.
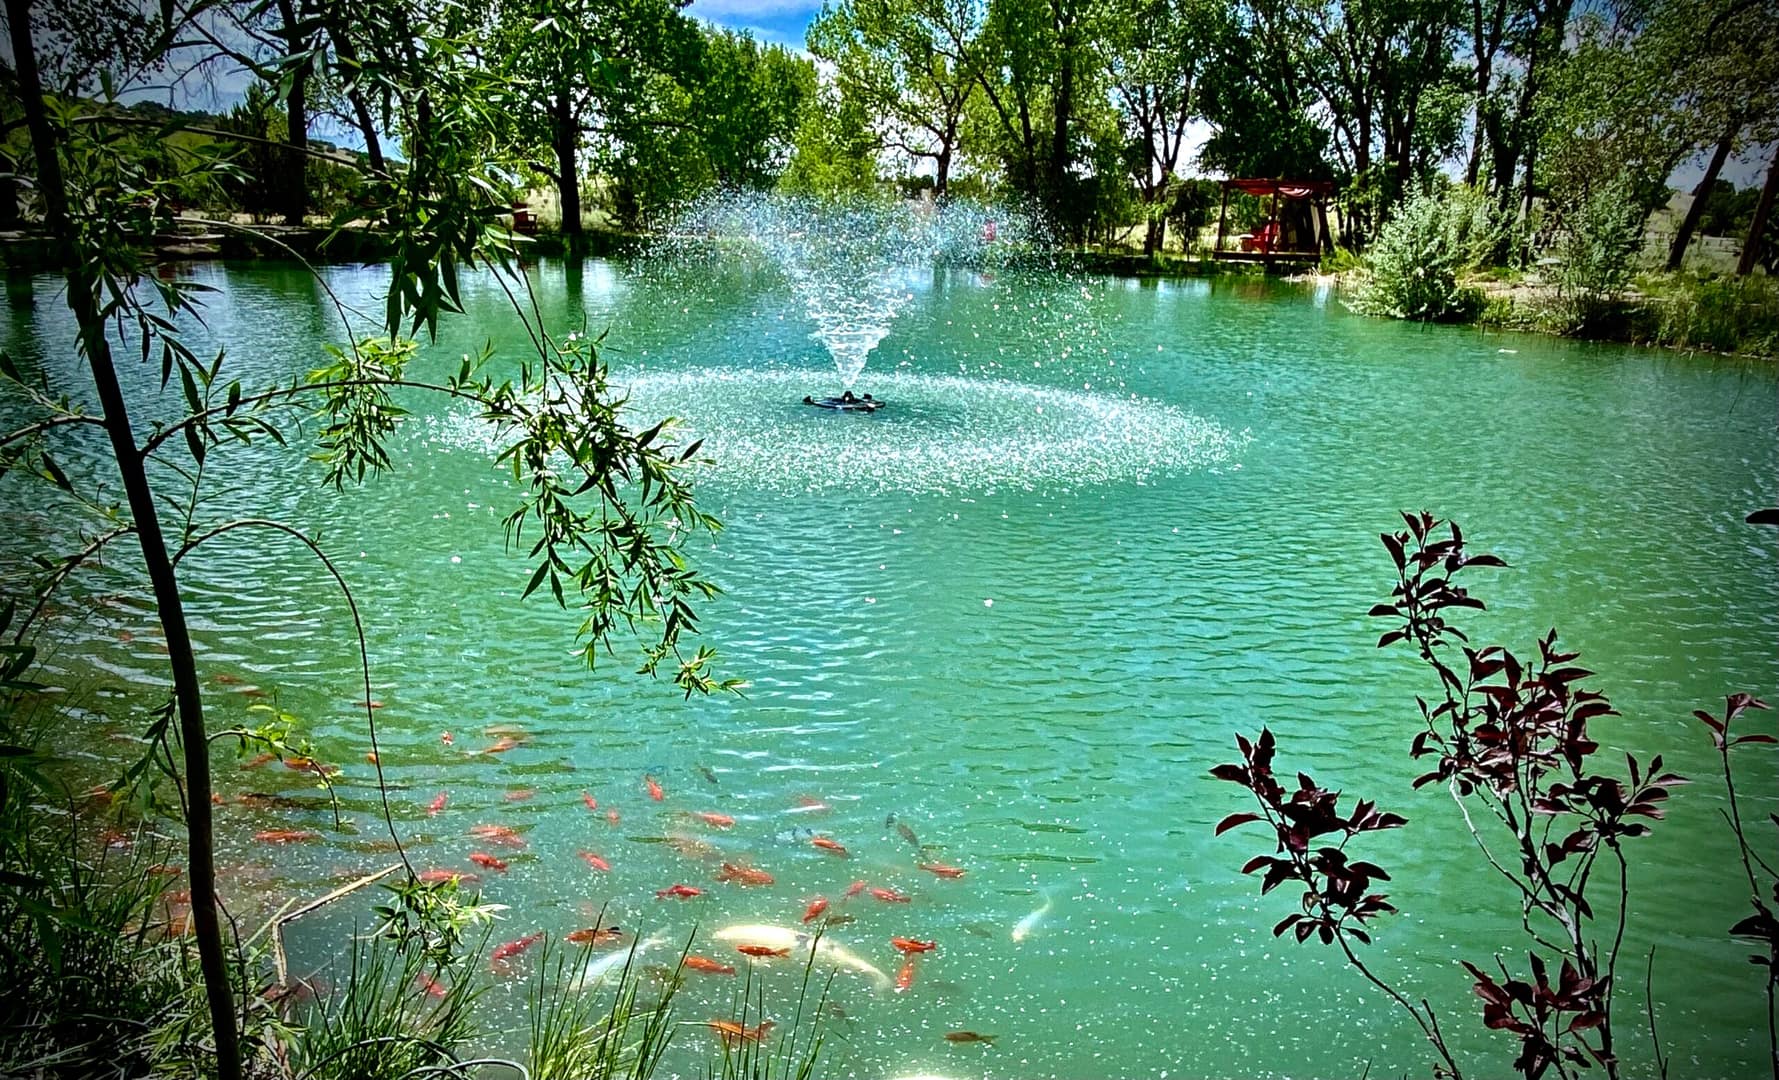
[843,880,867,899]
[240,752,275,770]
[566,926,623,946]
[349,699,385,710]
[606,809,621,825]
[684,955,737,975]
[578,851,611,872]
[694,811,735,828]
[716,863,774,886]
[645,775,664,801]
[891,937,937,954]
[364,751,379,765]
[917,862,966,879]
[468,824,526,848]
[426,792,448,816]
[417,974,448,999]
[468,852,507,872]
[657,883,703,899]
[581,791,598,811]
[811,836,848,857]
[895,958,916,992]
[802,896,830,923]
[253,829,319,844]
[491,932,543,962]
[945,1031,995,1043]
[212,673,244,685]
[504,789,535,802]
[480,735,521,755]
[870,887,911,903]
[735,944,792,958]
[707,1020,775,1045]
[791,795,831,814]
[417,869,478,885]
[441,731,453,745]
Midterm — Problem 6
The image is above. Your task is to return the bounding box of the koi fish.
[441,731,453,745]
[417,869,478,885]
[468,824,526,848]
[240,752,275,770]
[574,934,668,991]
[735,944,792,958]
[895,822,920,847]
[504,789,535,802]
[426,792,448,816]
[578,851,611,872]
[481,735,521,755]
[491,932,543,962]
[684,955,736,975]
[364,751,379,765]
[843,880,867,899]
[213,673,245,685]
[694,811,735,828]
[645,775,664,801]
[802,896,830,923]
[1011,895,1053,942]
[566,926,623,946]
[707,1020,775,1045]
[147,863,183,877]
[657,884,703,899]
[606,809,620,825]
[716,863,774,886]
[890,937,936,954]
[349,699,385,710]
[917,862,965,879]
[895,958,916,992]
[417,974,448,999]
[945,1031,995,1043]
[696,765,719,785]
[253,829,319,844]
[811,836,848,857]
[668,835,718,860]
[468,852,507,872]
[711,924,890,987]
[790,795,831,814]
[581,791,598,811]
[870,887,910,903]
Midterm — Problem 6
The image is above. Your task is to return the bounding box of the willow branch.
[13,526,138,644]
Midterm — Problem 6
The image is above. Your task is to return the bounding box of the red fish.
[657,884,703,899]
[870,887,910,903]
[240,752,275,770]
[426,792,448,816]
[147,863,183,877]
[606,809,621,825]
[417,869,478,885]
[792,795,831,814]
[685,955,737,975]
[735,944,791,958]
[468,852,507,872]
[694,811,735,828]
[917,862,966,879]
[708,1020,775,1045]
[566,926,623,946]
[468,824,526,848]
[895,958,916,992]
[481,735,521,755]
[364,751,379,765]
[802,896,830,923]
[253,829,319,844]
[504,789,535,802]
[811,836,848,857]
[417,974,447,999]
[843,880,867,899]
[716,863,774,886]
[582,791,598,811]
[645,775,664,801]
[491,932,543,962]
[578,851,611,872]
[891,937,937,954]
[349,699,385,710]
[441,731,453,745]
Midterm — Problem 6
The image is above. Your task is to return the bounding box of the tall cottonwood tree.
[1098,0,1210,252]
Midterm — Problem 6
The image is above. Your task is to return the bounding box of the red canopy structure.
[1213,179,1335,264]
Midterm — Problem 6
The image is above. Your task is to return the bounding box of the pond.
[2,257,1775,1080]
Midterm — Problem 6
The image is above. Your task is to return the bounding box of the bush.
[1352,185,1499,322]
[1646,272,1779,357]
[1550,180,1645,334]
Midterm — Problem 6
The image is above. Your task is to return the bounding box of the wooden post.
[1265,190,1279,269]
[1214,183,1230,257]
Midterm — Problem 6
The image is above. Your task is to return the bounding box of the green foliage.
[1352,185,1499,322]
[1644,273,1779,357]
[287,937,481,1080]
[780,85,883,196]
[1551,179,1645,334]
[527,937,677,1080]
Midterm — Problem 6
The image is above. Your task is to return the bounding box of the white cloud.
[687,0,818,19]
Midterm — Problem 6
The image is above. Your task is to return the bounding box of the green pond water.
[2,257,1776,1080]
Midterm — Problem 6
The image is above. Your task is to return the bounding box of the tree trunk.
[1144,213,1164,255]
[276,0,310,227]
[1736,146,1779,276]
[1667,121,1740,271]
[2,5,243,1080]
[552,90,582,238]
[1050,49,1074,233]
[935,143,952,200]
[326,22,386,174]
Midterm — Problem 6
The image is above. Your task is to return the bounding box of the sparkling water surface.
[1,258,1774,1080]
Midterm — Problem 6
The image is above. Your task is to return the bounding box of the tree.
[780,80,884,195]
[693,29,814,189]
[1098,0,1210,252]
[807,0,983,197]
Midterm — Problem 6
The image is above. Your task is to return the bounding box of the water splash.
[666,192,1045,389]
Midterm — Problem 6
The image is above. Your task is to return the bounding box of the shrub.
[1352,185,1500,322]
[1551,180,1645,334]
[1647,273,1779,357]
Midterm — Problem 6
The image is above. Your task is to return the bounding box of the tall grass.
[1646,273,1779,357]
[287,935,483,1080]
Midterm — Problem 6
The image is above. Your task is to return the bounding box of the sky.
[688,0,822,51]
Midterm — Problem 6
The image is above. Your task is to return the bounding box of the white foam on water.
[429,368,1250,496]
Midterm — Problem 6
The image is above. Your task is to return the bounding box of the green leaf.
[39,453,72,492]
